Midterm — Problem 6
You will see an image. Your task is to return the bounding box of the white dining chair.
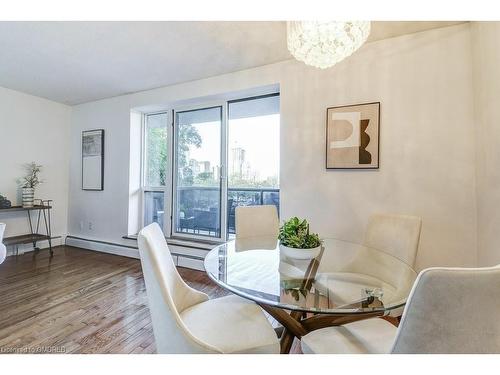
[0,223,6,264]
[235,205,279,239]
[313,214,421,317]
[364,213,422,268]
[301,265,500,354]
[138,223,280,354]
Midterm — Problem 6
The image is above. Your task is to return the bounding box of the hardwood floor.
[0,245,300,354]
[0,246,227,353]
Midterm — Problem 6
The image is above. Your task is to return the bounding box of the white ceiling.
[0,21,464,105]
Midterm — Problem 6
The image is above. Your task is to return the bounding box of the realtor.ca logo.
[0,346,66,354]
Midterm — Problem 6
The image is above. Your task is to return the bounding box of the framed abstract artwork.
[82,129,105,190]
[326,102,380,169]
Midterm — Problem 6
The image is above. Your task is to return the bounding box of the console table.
[0,199,54,256]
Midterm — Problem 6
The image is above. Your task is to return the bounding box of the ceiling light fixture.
[287,21,371,69]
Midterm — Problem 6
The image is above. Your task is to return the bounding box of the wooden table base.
[259,303,386,354]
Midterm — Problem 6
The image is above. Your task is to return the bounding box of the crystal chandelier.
[287,21,371,69]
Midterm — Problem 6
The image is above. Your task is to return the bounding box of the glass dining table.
[204,236,417,354]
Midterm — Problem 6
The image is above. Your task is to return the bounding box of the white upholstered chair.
[364,213,422,268]
[0,223,6,264]
[302,265,500,354]
[301,213,422,354]
[235,205,279,239]
[313,214,422,316]
[138,223,280,354]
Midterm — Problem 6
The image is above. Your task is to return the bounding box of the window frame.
[172,102,227,243]
[141,110,173,237]
[140,92,280,242]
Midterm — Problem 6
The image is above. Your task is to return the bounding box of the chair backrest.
[235,205,279,239]
[392,265,500,353]
[0,223,5,242]
[364,214,422,268]
[138,223,219,353]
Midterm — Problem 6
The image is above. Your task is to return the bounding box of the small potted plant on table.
[20,162,43,208]
[278,217,322,260]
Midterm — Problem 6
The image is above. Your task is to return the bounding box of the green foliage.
[21,162,43,189]
[194,171,217,186]
[147,120,279,189]
[229,173,279,189]
[281,279,308,301]
[146,127,168,186]
[278,217,321,249]
[178,124,202,187]
[146,123,202,187]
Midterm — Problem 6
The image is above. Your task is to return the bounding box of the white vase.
[279,244,322,260]
[22,187,35,207]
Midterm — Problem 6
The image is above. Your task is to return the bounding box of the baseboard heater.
[65,235,207,271]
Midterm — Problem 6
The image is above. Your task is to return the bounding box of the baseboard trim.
[123,234,216,251]
[66,236,140,259]
[65,235,207,270]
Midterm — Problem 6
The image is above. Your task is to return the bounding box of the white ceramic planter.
[22,187,35,207]
[279,244,321,260]
[278,261,306,279]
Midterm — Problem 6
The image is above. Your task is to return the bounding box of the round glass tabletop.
[204,236,417,315]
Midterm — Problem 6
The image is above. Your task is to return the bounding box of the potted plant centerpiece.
[278,217,322,260]
[20,162,43,208]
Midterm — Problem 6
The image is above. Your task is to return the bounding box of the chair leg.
[381,316,400,327]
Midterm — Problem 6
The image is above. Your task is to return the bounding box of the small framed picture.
[326,102,380,169]
[82,129,104,191]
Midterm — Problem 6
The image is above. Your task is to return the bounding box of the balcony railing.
[227,187,279,234]
[144,187,280,237]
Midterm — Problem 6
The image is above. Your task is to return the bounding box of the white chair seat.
[181,294,280,354]
[301,318,397,354]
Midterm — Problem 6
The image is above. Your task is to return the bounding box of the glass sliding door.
[173,106,223,239]
[227,94,280,236]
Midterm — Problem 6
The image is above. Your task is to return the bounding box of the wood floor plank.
[0,245,236,354]
[0,245,298,354]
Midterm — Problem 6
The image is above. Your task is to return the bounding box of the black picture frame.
[82,129,105,191]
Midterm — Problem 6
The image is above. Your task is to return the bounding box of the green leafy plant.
[281,279,308,301]
[278,217,321,249]
[21,162,43,189]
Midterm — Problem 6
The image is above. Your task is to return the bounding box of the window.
[141,92,280,241]
[227,95,280,236]
[143,112,169,230]
[173,107,222,239]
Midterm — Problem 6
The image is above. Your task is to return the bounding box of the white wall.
[68,23,477,270]
[0,86,71,251]
[471,22,500,266]
[282,24,477,270]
